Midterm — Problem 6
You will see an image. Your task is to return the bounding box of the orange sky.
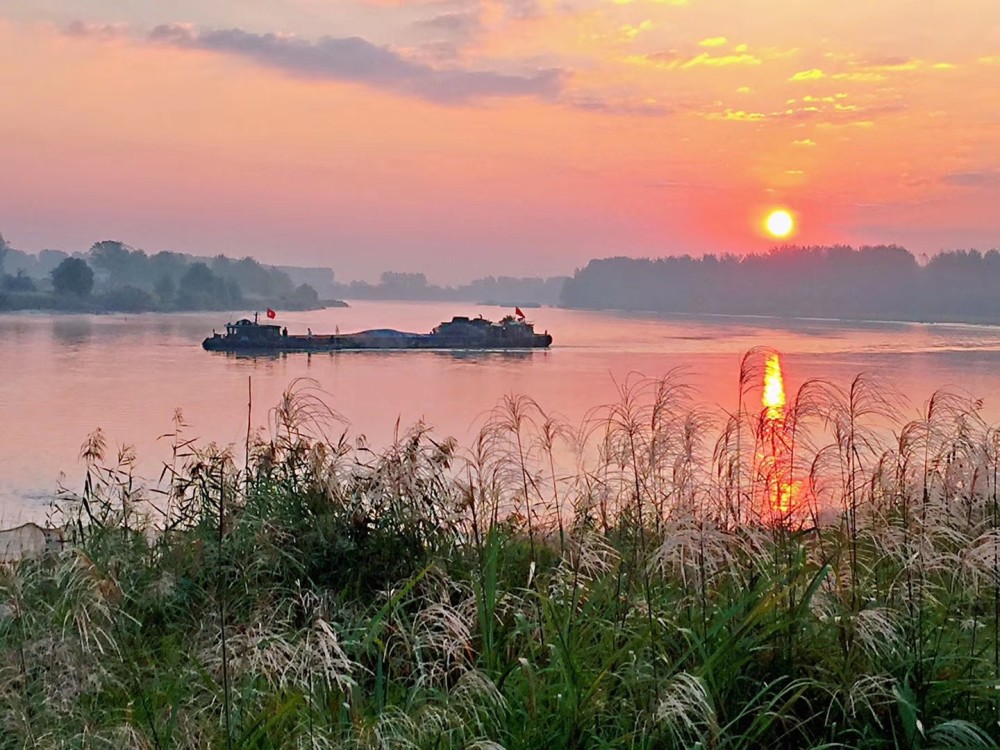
[0,1,997,281]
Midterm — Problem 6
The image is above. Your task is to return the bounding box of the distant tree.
[225,278,243,306]
[0,232,8,275]
[3,270,36,292]
[177,262,242,309]
[154,274,176,302]
[348,280,376,296]
[89,240,130,278]
[290,283,319,307]
[212,255,294,298]
[89,240,151,288]
[37,249,69,276]
[177,262,216,307]
[149,251,189,284]
[51,257,95,297]
[380,271,428,290]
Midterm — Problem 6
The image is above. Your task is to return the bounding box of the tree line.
[0,235,327,313]
[1,233,566,311]
[561,245,1000,323]
[330,271,568,305]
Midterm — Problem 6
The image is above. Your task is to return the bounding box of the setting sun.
[765,209,795,239]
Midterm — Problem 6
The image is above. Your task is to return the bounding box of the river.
[4,300,1000,523]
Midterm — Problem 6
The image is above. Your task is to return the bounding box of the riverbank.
[2,376,999,747]
[0,290,348,314]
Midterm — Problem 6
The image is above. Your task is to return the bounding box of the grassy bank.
[3,356,1000,748]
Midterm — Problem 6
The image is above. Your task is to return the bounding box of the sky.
[0,0,997,282]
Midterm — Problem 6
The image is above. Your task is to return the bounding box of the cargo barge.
[203,314,552,352]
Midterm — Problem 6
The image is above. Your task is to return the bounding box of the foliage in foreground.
[5,357,1000,748]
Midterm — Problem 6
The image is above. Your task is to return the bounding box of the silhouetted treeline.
[0,236,333,314]
[561,245,1000,323]
[333,271,568,305]
[2,232,561,312]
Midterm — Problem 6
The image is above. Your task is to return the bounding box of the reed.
[2,358,1000,748]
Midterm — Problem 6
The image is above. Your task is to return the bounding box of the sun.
[765,209,795,239]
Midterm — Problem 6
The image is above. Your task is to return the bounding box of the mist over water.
[4,300,1000,523]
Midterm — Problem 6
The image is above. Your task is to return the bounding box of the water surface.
[4,301,1000,522]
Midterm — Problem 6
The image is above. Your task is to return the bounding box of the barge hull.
[203,334,553,352]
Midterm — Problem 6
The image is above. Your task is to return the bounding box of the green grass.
[3,360,1000,749]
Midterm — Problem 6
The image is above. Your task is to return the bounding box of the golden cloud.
[630,49,761,69]
[620,20,653,39]
[790,68,824,81]
[704,108,766,121]
[831,72,886,82]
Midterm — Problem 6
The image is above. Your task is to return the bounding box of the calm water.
[5,301,1000,523]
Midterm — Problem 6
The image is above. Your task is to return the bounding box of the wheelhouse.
[225,319,282,342]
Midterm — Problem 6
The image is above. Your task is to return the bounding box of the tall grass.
[2,362,1000,748]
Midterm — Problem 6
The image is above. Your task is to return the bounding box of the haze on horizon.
[0,0,997,283]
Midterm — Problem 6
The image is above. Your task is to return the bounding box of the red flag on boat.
[515,306,525,319]
[266,308,276,319]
